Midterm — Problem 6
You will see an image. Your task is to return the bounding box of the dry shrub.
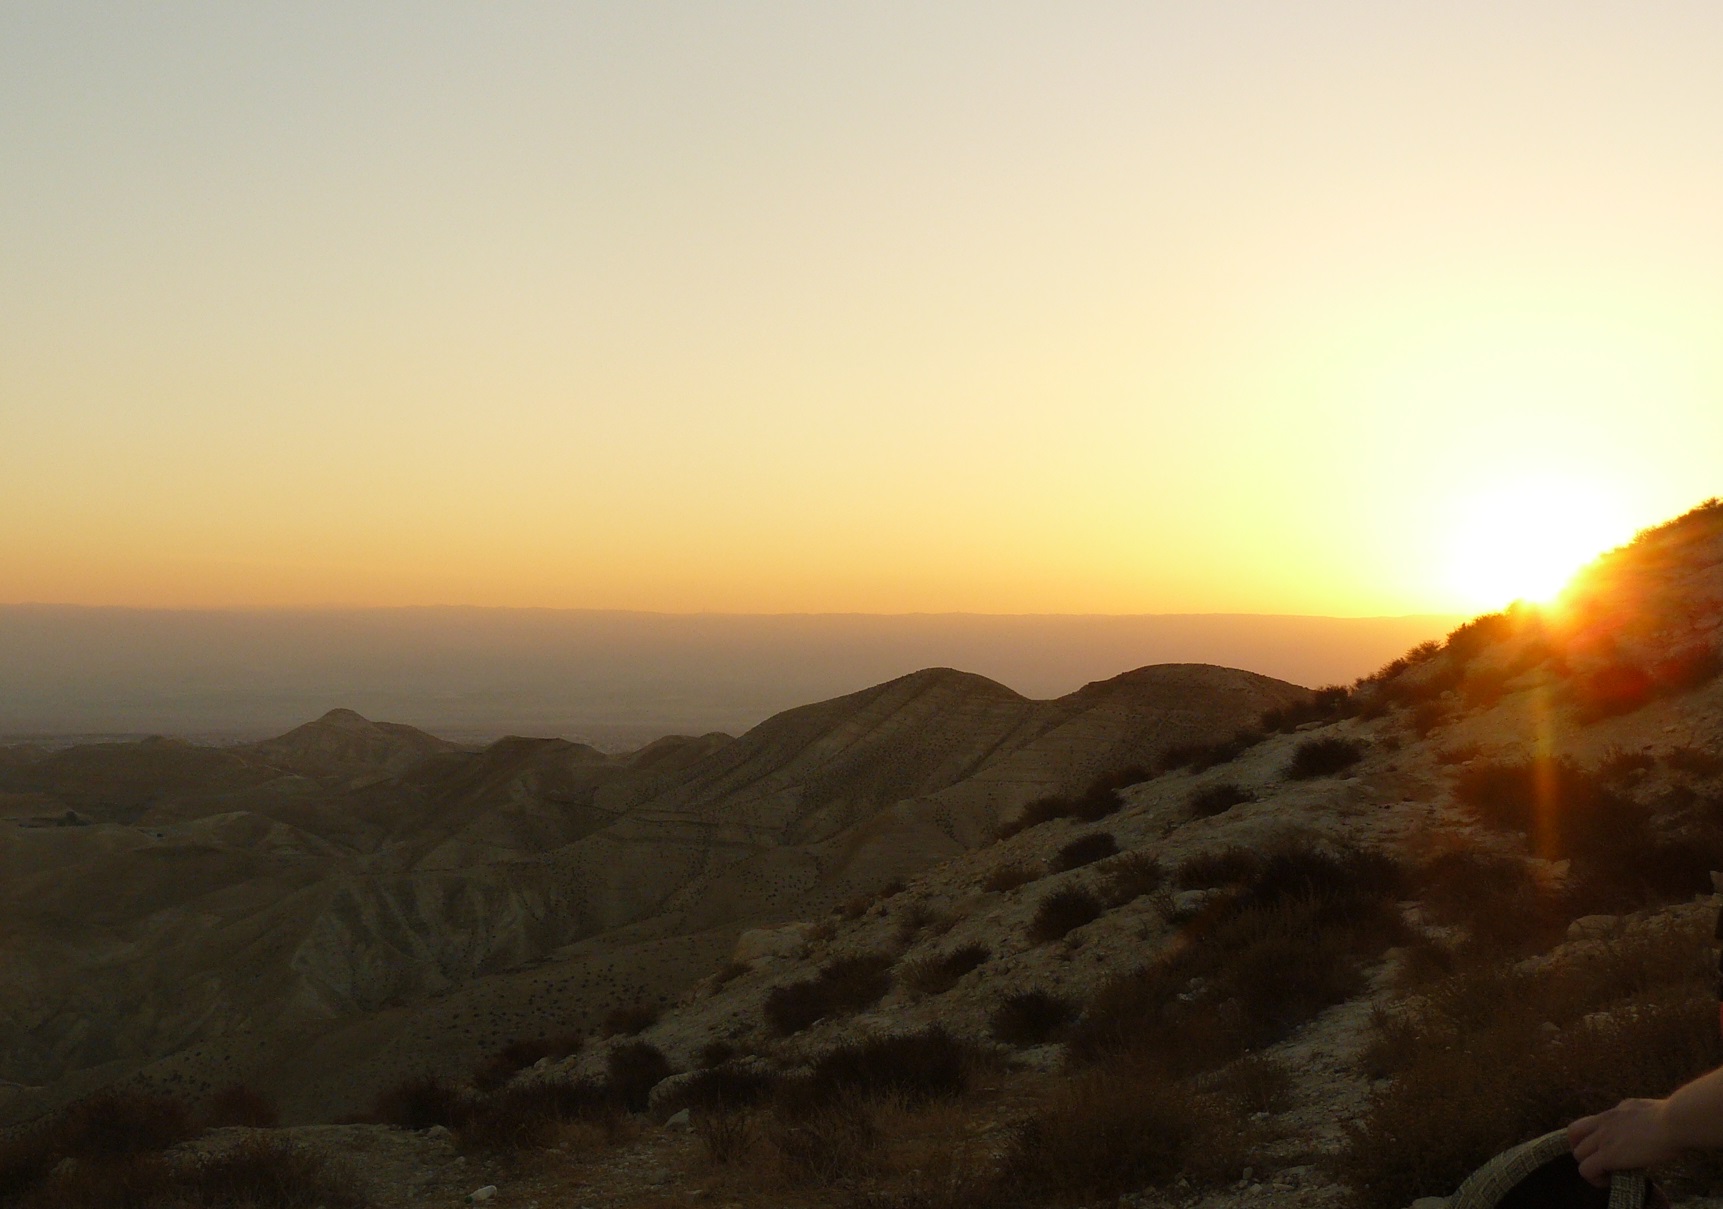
[767,1096,881,1184]
[472,1032,584,1090]
[838,880,907,919]
[1666,744,1723,779]
[1599,747,1658,785]
[1339,917,1723,1208]
[1071,842,1405,1072]
[1027,886,1103,943]
[605,1040,673,1112]
[458,1076,616,1150]
[1173,847,1261,890]
[1098,851,1164,906]
[709,960,750,989]
[15,1137,364,1209]
[893,898,951,945]
[809,1028,973,1103]
[1410,847,1566,954]
[697,1040,736,1069]
[1159,730,1265,773]
[981,862,1043,893]
[0,1098,360,1209]
[1261,686,1355,733]
[1050,832,1117,872]
[998,1058,1247,1204]
[672,1063,779,1114]
[599,1003,659,1038]
[0,1091,195,1208]
[202,1083,280,1129]
[1188,782,1253,818]
[1286,736,1365,779]
[1455,756,1722,911]
[1208,1053,1295,1115]
[900,943,990,995]
[990,989,1073,1047]
[370,1074,466,1130]
[996,795,1078,839]
[694,1109,756,1166]
[764,953,894,1035]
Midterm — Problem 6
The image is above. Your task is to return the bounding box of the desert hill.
[0,661,1299,1128]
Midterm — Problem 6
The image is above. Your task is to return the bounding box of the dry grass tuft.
[981,862,1043,894]
[808,1027,974,1103]
[1339,916,1723,1208]
[989,989,1073,1047]
[1050,832,1117,872]
[900,943,990,995]
[1097,851,1164,906]
[1286,736,1365,779]
[1027,886,1104,943]
[1188,782,1254,818]
[764,953,895,1035]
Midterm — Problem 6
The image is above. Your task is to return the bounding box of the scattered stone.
[664,1107,692,1130]
[426,1124,453,1141]
[466,1187,498,1204]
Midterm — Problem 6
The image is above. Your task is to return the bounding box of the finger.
[1568,1115,1599,1148]
[1576,1152,1610,1187]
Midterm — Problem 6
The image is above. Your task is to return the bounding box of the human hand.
[1568,1098,1675,1186]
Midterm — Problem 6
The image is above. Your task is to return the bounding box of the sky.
[4,2,1721,618]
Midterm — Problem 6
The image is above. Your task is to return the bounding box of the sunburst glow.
[1447,479,1633,610]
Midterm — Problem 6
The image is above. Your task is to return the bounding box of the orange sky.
[3,4,1720,617]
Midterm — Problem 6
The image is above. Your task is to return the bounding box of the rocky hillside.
[0,663,1298,1129]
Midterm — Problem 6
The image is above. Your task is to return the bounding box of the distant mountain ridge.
[0,661,1302,1123]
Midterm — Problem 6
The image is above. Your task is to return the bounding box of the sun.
[1447,479,1631,610]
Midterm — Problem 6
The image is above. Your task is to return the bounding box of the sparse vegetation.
[1188,782,1253,818]
[809,1027,973,1102]
[1340,916,1723,1208]
[605,1040,673,1113]
[981,862,1043,893]
[1097,851,1164,906]
[472,1032,584,1090]
[1027,886,1104,943]
[1050,832,1117,872]
[201,1083,280,1129]
[765,953,895,1035]
[998,1057,1247,1205]
[599,1002,659,1037]
[1071,840,1405,1072]
[1158,730,1265,773]
[370,1074,466,1130]
[989,989,1073,1047]
[900,943,990,994]
[1286,735,1364,779]
[995,768,1149,838]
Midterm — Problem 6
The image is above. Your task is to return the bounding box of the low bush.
[981,862,1043,893]
[1665,744,1723,779]
[995,769,1145,838]
[1286,736,1364,779]
[1454,756,1723,911]
[1173,847,1261,890]
[1027,887,1104,943]
[1409,847,1565,954]
[697,1040,736,1069]
[1338,918,1723,1208]
[472,1032,584,1090]
[1653,644,1723,694]
[668,1062,778,1114]
[767,1096,881,1184]
[995,796,1076,839]
[201,1083,280,1129]
[458,1076,617,1150]
[1158,730,1266,773]
[1070,841,1406,1072]
[1208,1053,1295,1115]
[599,1003,659,1038]
[900,943,990,995]
[370,1075,466,1130]
[1098,851,1164,906]
[765,953,895,1035]
[694,1109,756,1166]
[1445,612,1515,664]
[998,1058,1245,1204]
[11,1136,365,1209]
[1051,832,1117,872]
[809,1027,973,1102]
[1261,686,1354,733]
[1573,661,1657,720]
[989,990,1073,1047]
[606,1040,673,1113]
[1188,783,1253,818]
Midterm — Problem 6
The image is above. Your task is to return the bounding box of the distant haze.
[0,606,1461,748]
